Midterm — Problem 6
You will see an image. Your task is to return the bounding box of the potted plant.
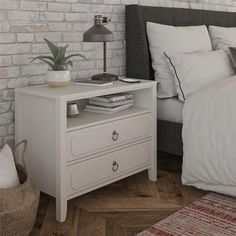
[32,39,86,87]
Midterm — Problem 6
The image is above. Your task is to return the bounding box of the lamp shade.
[83,15,114,42]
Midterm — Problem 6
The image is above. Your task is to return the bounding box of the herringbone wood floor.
[30,153,206,236]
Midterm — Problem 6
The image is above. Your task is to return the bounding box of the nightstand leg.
[56,198,67,222]
[148,167,157,182]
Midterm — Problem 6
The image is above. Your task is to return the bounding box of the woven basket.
[0,140,40,236]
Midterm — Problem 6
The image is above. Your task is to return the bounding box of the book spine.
[110,95,133,102]
[86,105,111,111]
[90,94,133,103]
[89,99,134,107]
[90,97,110,103]
[110,96,126,102]
[84,109,112,114]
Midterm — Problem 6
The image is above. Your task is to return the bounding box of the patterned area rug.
[137,193,236,236]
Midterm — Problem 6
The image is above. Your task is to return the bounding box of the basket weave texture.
[0,140,40,236]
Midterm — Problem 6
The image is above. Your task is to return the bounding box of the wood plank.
[74,197,179,213]
[77,210,106,236]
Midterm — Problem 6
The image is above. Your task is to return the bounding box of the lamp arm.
[103,42,106,73]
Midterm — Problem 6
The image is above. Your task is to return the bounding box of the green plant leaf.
[58,64,68,70]
[55,47,65,65]
[53,63,60,70]
[64,53,87,62]
[33,58,55,70]
[63,44,69,54]
[65,60,73,67]
[31,55,55,63]
[53,62,68,71]
[61,46,68,61]
[57,45,68,63]
[31,39,86,71]
[44,38,59,58]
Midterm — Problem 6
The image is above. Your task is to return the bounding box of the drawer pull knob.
[112,130,119,141]
[112,161,119,172]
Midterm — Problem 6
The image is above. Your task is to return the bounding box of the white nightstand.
[15,79,157,222]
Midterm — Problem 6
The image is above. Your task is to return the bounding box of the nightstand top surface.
[15,79,156,100]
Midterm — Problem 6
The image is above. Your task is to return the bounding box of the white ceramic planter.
[47,70,71,87]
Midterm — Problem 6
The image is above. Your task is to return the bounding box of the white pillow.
[209,26,236,50]
[146,22,212,98]
[0,144,20,188]
[165,49,234,101]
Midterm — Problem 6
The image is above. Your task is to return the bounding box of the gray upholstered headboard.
[126,4,236,80]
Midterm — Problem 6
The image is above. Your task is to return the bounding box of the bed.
[125,4,236,156]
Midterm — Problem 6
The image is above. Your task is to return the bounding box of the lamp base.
[91,73,118,82]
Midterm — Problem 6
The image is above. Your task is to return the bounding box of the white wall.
[0,0,236,146]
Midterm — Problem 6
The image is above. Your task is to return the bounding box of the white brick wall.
[0,0,236,146]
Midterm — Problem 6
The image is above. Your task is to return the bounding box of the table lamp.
[83,14,118,81]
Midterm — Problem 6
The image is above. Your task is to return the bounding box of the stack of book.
[84,93,134,114]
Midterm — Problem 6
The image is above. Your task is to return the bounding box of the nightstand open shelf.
[15,79,157,223]
[67,106,151,131]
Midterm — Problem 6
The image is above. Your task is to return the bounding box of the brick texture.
[0,0,236,146]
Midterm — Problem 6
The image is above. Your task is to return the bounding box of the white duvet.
[182,76,236,196]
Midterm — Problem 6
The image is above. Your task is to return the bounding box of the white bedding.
[146,22,212,98]
[157,98,183,123]
[182,76,236,196]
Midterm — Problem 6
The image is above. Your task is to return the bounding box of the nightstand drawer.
[67,113,151,161]
[67,141,151,195]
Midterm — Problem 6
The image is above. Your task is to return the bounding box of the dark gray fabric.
[157,119,183,156]
[125,5,236,156]
[229,47,236,73]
